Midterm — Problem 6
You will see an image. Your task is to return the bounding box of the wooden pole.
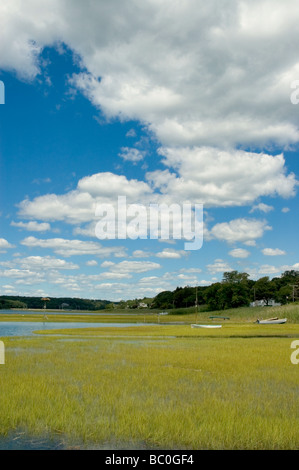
[195,286,198,324]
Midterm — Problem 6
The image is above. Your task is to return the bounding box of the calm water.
[0,309,141,316]
[0,321,148,337]
[0,308,152,337]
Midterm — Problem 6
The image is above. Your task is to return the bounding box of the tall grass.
[1,302,299,325]
[1,323,299,449]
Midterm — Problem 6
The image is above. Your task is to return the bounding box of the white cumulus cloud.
[229,248,250,259]
[210,218,272,244]
[262,248,286,256]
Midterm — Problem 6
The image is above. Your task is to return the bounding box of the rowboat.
[191,324,222,329]
[256,318,287,324]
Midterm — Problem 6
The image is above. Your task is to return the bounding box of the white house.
[250,299,281,307]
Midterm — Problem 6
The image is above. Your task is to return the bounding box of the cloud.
[16,256,79,270]
[1,1,299,154]
[126,129,137,138]
[209,218,272,244]
[18,172,153,225]
[11,221,51,232]
[179,268,202,274]
[281,262,299,271]
[64,0,299,149]
[132,250,152,258]
[89,259,162,282]
[0,238,15,252]
[206,259,233,274]
[96,272,132,280]
[86,260,98,266]
[101,260,161,274]
[262,248,286,256]
[155,249,187,259]
[0,268,45,285]
[229,248,250,259]
[32,177,51,185]
[198,280,212,286]
[258,265,281,275]
[20,236,127,258]
[118,147,145,163]
[2,0,299,298]
[150,147,297,207]
[16,155,293,243]
[250,203,274,214]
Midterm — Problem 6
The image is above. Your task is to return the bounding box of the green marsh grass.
[1,319,299,449]
[2,302,299,325]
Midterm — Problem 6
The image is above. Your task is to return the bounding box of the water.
[0,321,148,337]
[0,309,142,316]
[0,308,154,337]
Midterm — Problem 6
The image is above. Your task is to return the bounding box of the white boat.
[191,324,222,329]
[256,318,287,324]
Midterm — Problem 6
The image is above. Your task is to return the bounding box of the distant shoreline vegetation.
[0,296,111,311]
[1,270,298,313]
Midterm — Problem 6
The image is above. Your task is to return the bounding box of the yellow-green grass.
[2,302,299,325]
[0,313,148,323]
[34,322,299,339]
[0,322,299,449]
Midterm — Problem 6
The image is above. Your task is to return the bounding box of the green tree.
[204,271,250,311]
[152,291,174,309]
[275,285,293,305]
[204,283,223,310]
[173,286,196,308]
[222,271,250,284]
[253,277,276,305]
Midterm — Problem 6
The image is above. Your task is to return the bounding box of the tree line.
[0,296,111,311]
[1,270,298,312]
[151,270,299,311]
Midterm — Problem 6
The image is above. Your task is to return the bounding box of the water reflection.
[0,321,148,337]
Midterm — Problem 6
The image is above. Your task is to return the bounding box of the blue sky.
[0,1,299,301]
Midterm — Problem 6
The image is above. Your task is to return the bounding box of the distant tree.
[204,271,250,311]
[105,303,115,310]
[222,271,250,284]
[281,270,299,281]
[0,299,27,309]
[253,277,276,305]
[204,283,223,310]
[275,285,293,305]
[173,286,196,308]
[152,291,174,309]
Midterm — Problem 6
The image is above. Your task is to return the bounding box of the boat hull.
[257,318,287,324]
[191,324,222,329]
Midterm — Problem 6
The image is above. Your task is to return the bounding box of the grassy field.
[0,304,299,449]
[2,301,299,324]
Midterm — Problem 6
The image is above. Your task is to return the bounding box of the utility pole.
[195,286,198,324]
[290,285,296,302]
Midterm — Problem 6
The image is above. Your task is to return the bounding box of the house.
[250,299,281,307]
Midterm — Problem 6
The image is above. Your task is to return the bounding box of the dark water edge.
[0,321,156,338]
[0,309,143,316]
[0,432,66,450]
[0,431,161,451]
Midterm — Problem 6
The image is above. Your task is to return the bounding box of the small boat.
[256,318,287,324]
[191,324,222,329]
[209,316,230,320]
